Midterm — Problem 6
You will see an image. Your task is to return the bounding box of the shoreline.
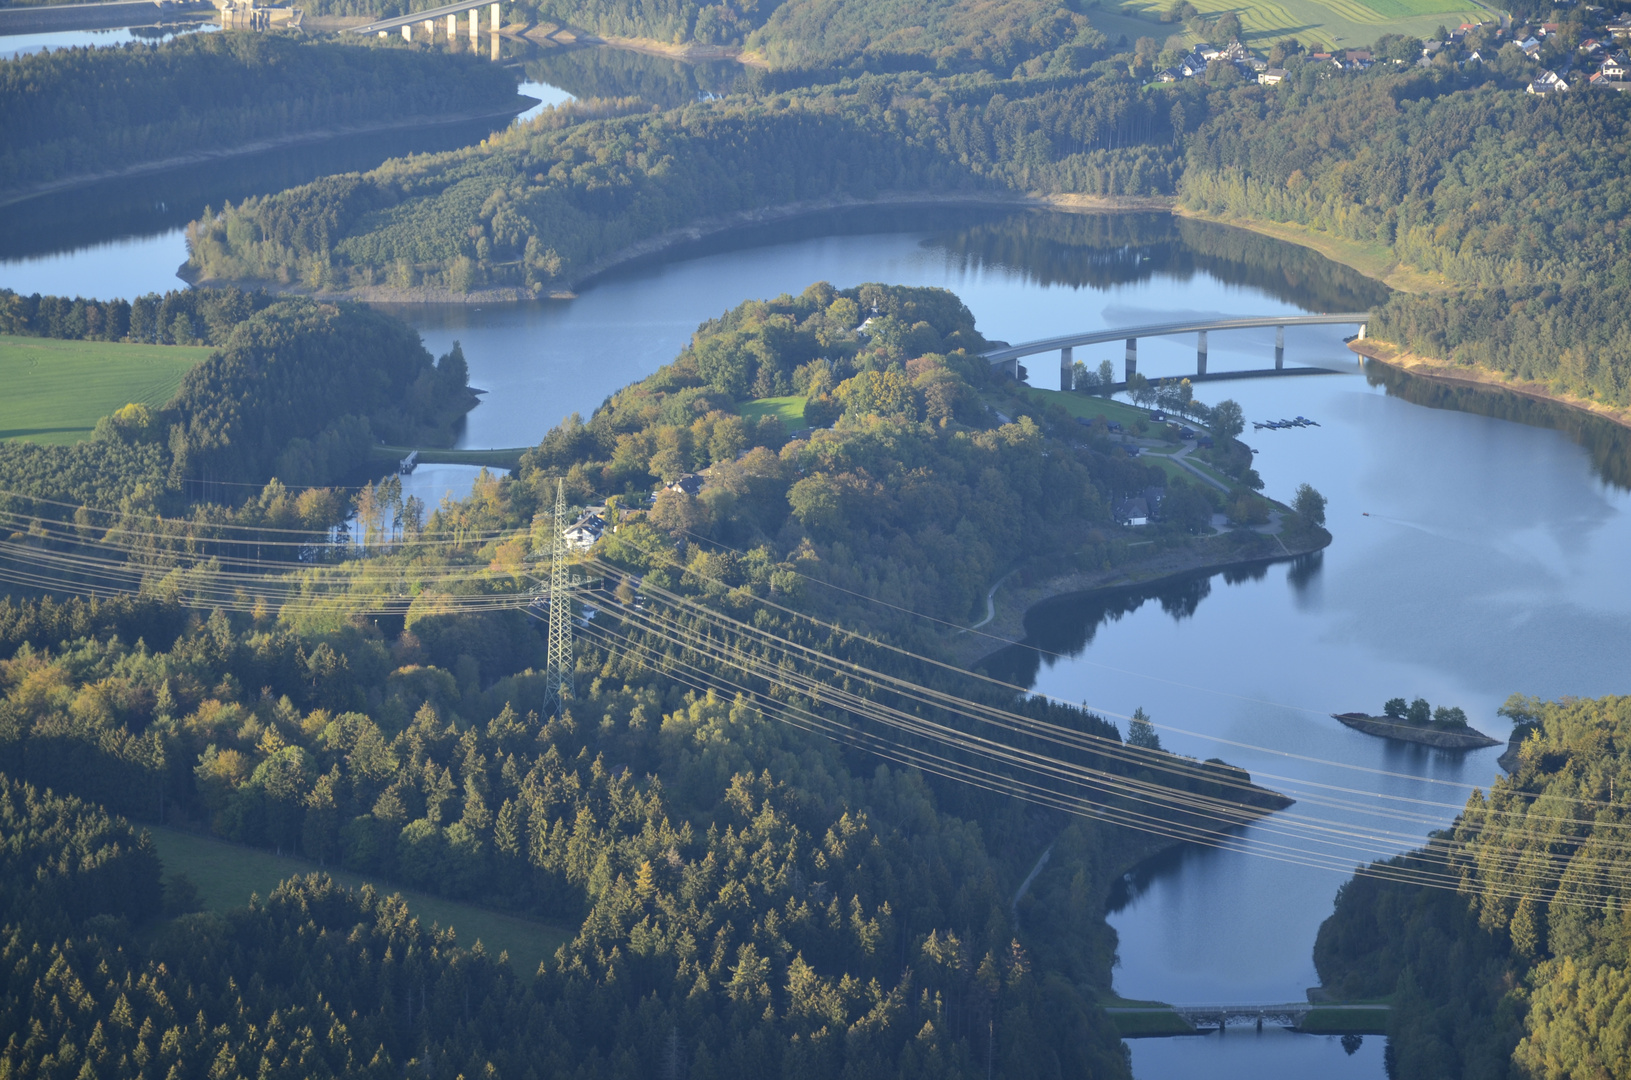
[945,527,1330,671]
[1172,207,1435,294]
[0,100,532,210]
[1350,339,1631,435]
[187,191,1175,304]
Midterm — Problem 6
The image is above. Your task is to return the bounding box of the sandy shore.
[1350,339,1631,434]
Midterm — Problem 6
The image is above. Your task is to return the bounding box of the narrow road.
[1011,843,1054,922]
[1167,442,1232,493]
[962,570,1015,633]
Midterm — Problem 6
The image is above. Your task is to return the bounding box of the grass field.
[147,826,574,975]
[0,335,212,444]
[1108,1009,1199,1036]
[1299,1005,1391,1034]
[1013,386,1152,428]
[1111,0,1486,50]
[1095,995,1198,1037]
[738,395,808,428]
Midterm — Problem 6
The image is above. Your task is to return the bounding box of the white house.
[563,509,606,550]
[1527,69,1569,93]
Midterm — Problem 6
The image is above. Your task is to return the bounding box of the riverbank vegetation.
[1182,73,1631,409]
[0,32,520,196]
[1315,693,1631,1079]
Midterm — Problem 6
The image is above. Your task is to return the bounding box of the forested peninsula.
[0,33,522,199]
[0,281,1306,1079]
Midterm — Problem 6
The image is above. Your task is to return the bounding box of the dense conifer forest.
[0,33,520,194]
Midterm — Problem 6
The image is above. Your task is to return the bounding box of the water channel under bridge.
[1106,1001,1391,1035]
[982,312,1375,390]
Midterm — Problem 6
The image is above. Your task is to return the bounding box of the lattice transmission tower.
[543,478,574,715]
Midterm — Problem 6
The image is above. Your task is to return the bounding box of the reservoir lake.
[2,103,1629,1077]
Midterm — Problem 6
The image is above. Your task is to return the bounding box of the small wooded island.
[1333,697,1500,750]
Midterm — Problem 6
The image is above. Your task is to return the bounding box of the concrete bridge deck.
[983,312,1374,390]
[347,0,502,35]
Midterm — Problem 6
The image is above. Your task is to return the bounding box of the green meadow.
[1110,0,1483,50]
[148,825,574,976]
[0,334,211,444]
[738,395,809,428]
[1014,385,1151,428]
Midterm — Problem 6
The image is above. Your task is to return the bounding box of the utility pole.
[544,478,574,716]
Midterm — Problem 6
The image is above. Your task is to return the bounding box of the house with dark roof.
[665,473,705,496]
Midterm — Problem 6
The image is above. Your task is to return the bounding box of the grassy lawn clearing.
[738,395,807,428]
[1012,386,1154,428]
[1109,1009,1198,1037]
[1094,995,1198,1037]
[148,825,574,975]
[0,335,211,444]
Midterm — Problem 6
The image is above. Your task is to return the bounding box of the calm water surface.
[7,203,1630,1080]
[0,23,214,59]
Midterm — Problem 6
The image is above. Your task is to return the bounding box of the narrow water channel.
[6,189,1630,1079]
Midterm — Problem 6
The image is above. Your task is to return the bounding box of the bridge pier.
[1275,325,1284,370]
[490,1,500,29]
[1196,330,1207,376]
[401,23,411,38]
[1125,337,1137,383]
[1358,323,1367,339]
[447,12,457,36]
[1060,345,1072,391]
[469,7,478,38]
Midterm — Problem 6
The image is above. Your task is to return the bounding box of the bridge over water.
[348,0,505,41]
[982,312,1375,391]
